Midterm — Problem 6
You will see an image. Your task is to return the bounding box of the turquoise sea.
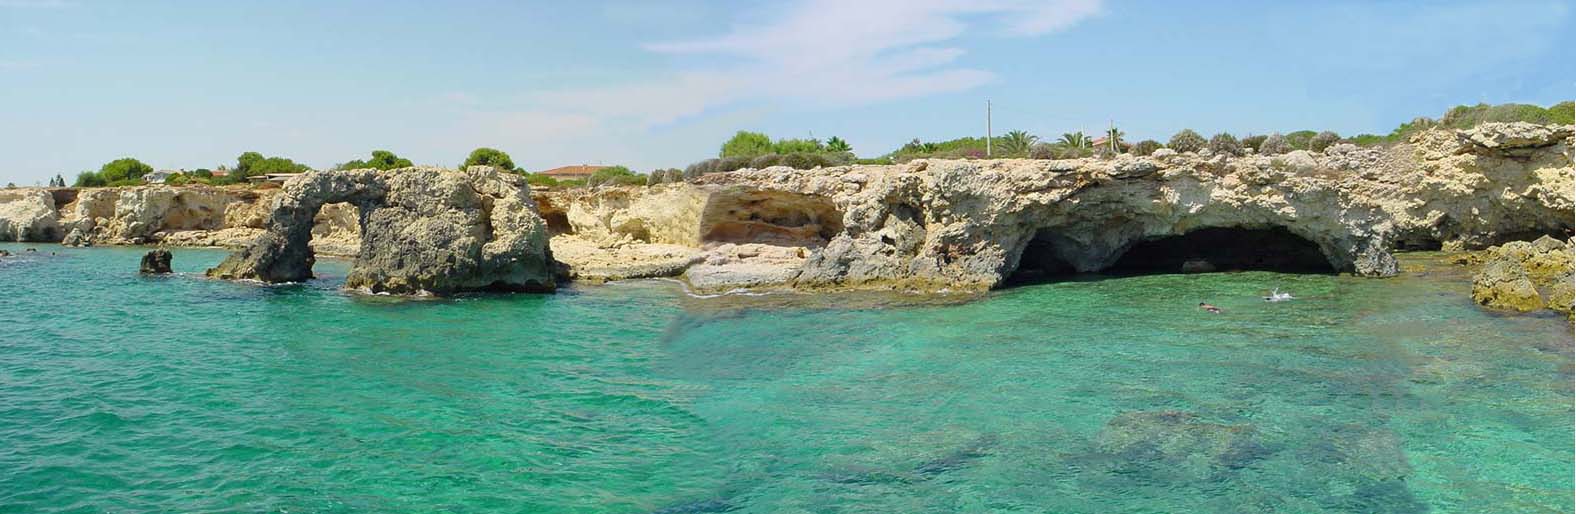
[1,243,1571,513]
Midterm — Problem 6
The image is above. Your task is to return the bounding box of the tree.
[98,158,154,185]
[720,131,773,158]
[233,152,308,181]
[997,130,1038,156]
[1168,129,1207,153]
[1104,126,1125,152]
[1208,133,1243,156]
[460,148,517,172]
[48,174,66,187]
[825,136,852,153]
[1059,132,1091,148]
[236,152,265,176]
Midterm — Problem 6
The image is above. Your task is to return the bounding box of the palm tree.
[1059,132,1091,149]
[825,136,852,153]
[1105,126,1125,152]
[998,130,1038,156]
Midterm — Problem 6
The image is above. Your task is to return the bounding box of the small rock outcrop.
[207,166,556,295]
[1471,236,1573,317]
[139,249,172,274]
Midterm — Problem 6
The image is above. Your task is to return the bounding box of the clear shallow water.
[0,243,1570,513]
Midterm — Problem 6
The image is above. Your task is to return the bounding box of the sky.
[1,0,1572,185]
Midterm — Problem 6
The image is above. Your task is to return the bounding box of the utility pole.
[986,100,993,157]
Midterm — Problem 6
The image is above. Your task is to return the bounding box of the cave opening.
[699,191,844,248]
[1005,226,1335,286]
[1109,227,1334,274]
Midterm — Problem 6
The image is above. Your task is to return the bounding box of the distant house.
[246,172,305,184]
[144,170,180,183]
[538,165,603,181]
[210,168,231,178]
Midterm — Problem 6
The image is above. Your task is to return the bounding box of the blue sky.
[1,0,1571,184]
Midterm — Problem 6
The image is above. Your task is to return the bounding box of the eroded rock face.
[207,166,555,295]
[683,123,1571,292]
[1471,236,1573,316]
[0,189,61,242]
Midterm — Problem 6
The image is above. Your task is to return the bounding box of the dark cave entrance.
[1109,227,1334,274]
[1005,226,1335,286]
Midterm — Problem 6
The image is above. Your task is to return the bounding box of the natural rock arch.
[207,166,556,295]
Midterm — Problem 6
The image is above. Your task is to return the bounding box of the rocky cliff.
[1469,236,1573,317]
[540,123,1571,294]
[0,184,360,255]
[2,123,1569,298]
[207,166,555,295]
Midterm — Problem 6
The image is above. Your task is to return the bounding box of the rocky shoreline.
[2,122,1571,308]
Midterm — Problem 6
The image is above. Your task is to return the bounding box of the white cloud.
[442,0,1100,170]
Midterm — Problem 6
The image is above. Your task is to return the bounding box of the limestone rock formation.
[207,166,556,295]
[139,249,172,274]
[0,189,61,242]
[1471,236,1573,317]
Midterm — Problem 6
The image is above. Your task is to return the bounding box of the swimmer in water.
[1199,302,1223,314]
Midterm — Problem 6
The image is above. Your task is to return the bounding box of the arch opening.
[1109,227,1334,274]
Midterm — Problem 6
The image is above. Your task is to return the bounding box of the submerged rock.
[139,249,172,274]
[208,166,555,295]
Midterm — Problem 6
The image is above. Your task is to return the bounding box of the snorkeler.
[1199,302,1223,314]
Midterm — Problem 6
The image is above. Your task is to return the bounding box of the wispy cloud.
[496,0,1101,135]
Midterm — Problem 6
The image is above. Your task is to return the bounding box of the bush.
[749,154,782,169]
[1028,142,1057,159]
[585,166,646,187]
[1258,133,1291,155]
[73,170,106,187]
[1168,129,1206,153]
[721,131,773,158]
[1283,130,1317,151]
[1130,140,1163,156]
[1208,133,1243,156]
[340,150,414,170]
[99,157,154,183]
[772,138,825,154]
[647,168,682,185]
[1550,101,1574,125]
[684,159,716,180]
[523,173,559,187]
[716,156,752,173]
[1309,131,1340,152]
[460,148,517,172]
[1240,135,1267,153]
[1346,134,1386,147]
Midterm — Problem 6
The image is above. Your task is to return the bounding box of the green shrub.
[772,138,825,154]
[523,173,559,187]
[826,136,852,153]
[1168,129,1206,153]
[1130,140,1163,156]
[647,168,682,185]
[1240,135,1267,153]
[721,131,773,158]
[1208,133,1243,156]
[684,159,716,179]
[460,148,517,172]
[1309,131,1340,152]
[1258,133,1290,155]
[73,170,106,187]
[585,166,645,187]
[854,157,893,165]
[1283,130,1317,151]
[1549,101,1574,125]
[1346,134,1386,147]
[749,154,782,168]
[340,150,414,170]
[717,156,752,173]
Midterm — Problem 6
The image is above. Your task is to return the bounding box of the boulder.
[139,249,172,274]
[1471,236,1573,316]
[0,189,61,242]
[207,166,556,295]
